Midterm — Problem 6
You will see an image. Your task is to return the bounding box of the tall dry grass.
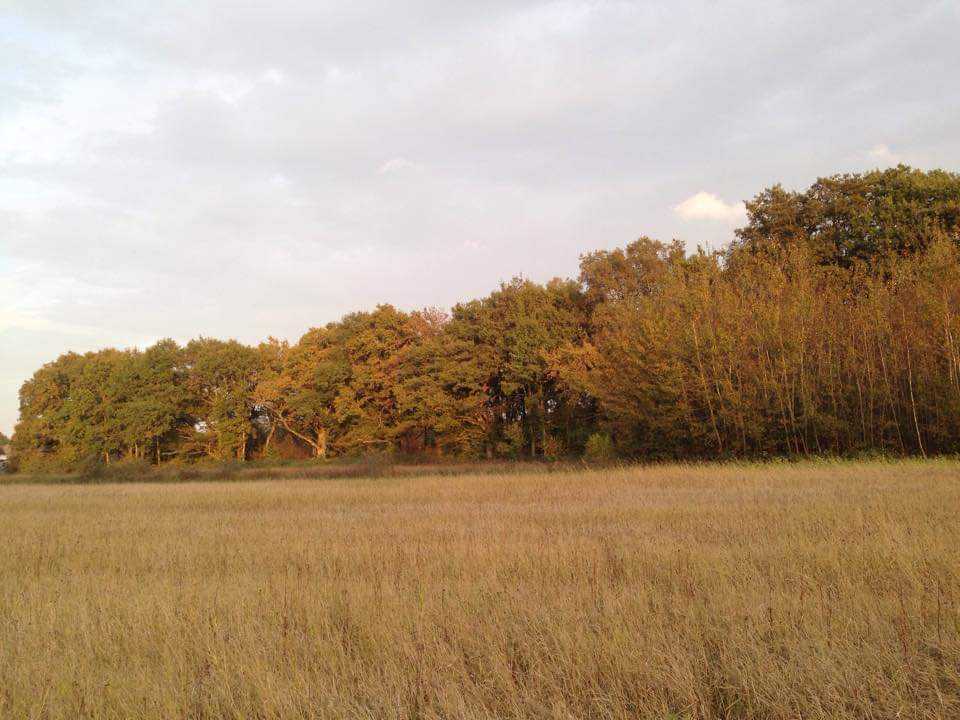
[0,459,958,719]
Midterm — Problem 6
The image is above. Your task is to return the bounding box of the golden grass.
[1,459,958,719]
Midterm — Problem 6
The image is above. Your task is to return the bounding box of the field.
[1,460,959,719]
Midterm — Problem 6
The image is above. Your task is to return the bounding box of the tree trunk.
[263,423,276,457]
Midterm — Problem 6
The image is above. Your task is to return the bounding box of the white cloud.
[0,308,101,337]
[261,68,287,85]
[673,192,746,224]
[868,144,900,166]
[0,265,134,336]
[377,157,423,175]
[194,72,256,105]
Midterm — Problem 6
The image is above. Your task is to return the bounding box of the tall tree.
[731,166,960,267]
[114,340,191,464]
[392,308,491,456]
[452,277,589,457]
[182,338,260,460]
[254,329,350,459]
[14,352,85,470]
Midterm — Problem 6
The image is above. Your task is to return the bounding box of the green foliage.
[730,166,960,267]
[183,337,261,460]
[450,276,591,458]
[583,433,616,462]
[495,422,526,459]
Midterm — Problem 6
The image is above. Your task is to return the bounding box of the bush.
[495,423,526,459]
[193,460,244,482]
[260,443,282,462]
[76,455,106,482]
[583,433,616,463]
[2,455,19,474]
[18,452,71,476]
[353,449,396,479]
[541,434,565,461]
[76,457,154,483]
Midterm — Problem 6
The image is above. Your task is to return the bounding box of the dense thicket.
[12,166,960,471]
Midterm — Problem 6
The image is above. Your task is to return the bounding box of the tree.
[114,340,191,464]
[330,305,414,454]
[452,277,590,457]
[11,167,960,469]
[58,348,133,463]
[14,349,134,469]
[392,308,490,456]
[731,166,960,267]
[254,328,350,459]
[556,244,703,457]
[182,338,260,460]
[578,237,685,308]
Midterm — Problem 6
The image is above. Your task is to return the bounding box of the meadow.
[1,460,958,719]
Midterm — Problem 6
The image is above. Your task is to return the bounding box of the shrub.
[2,455,20,474]
[18,452,71,476]
[74,457,154,483]
[76,455,106,482]
[495,423,526,459]
[354,449,396,478]
[541,434,565,461]
[583,433,616,463]
[261,443,282,462]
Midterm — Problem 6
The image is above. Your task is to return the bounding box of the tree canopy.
[730,165,960,267]
[12,166,960,471]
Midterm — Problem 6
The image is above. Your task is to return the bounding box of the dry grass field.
[1,460,958,719]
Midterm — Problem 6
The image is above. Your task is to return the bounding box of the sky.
[2,0,959,436]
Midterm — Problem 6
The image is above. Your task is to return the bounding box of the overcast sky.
[2,0,959,435]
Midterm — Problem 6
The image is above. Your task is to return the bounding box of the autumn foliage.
[12,166,960,471]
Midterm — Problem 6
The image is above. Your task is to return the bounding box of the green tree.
[330,305,413,454]
[731,166,960,267]
[578,237,685,309]
[12,362,67,471]
[59,348,133,463]
[114,340,191,463]
[183,338,260,460]
[392,308,490,456]
[452,277,589,457]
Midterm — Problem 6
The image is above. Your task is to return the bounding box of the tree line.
[11,166,960,471]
